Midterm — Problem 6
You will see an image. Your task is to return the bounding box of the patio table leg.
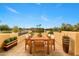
[30,41,32,54]
[25,43,26,50]
[47,40,49,54]
[54,39,55,50]
[25,40,27,50]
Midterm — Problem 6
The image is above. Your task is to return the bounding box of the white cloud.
[41,16,48,21]
[5,6,19,14]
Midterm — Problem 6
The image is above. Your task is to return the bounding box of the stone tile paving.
[0,34,69,56]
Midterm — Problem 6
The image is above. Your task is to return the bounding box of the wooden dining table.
[25,34,55,54]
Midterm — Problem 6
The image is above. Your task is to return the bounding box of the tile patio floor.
[0,34,70,56]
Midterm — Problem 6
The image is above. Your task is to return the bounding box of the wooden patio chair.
[49,39,55,51]
[31,40,46,55]
[25,37,31,50]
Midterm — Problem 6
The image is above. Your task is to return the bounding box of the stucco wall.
[54,32,64,54]
[62,31,76,55]
[54,31,77,55]
[75,33,79,56]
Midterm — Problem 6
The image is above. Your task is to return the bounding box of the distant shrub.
[12,26,19,33]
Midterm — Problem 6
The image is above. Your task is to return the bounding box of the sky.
[0,3,79,28]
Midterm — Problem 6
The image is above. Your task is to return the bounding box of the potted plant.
[4,38,11,45]
[28,32,33,37]
[37,28,44,37]
[13,36,17,40]
[3,36,17,51]
[37,33,42,37]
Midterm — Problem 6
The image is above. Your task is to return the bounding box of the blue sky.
[0,3,79,28]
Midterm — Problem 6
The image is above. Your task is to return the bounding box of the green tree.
[12,26,19,33]
[0,24,10,31]
[60,23,73,31]
[53,27,60,31]
[19,27,23,32]
[73,23,79,31]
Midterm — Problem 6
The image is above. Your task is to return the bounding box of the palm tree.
[36,24,42,28]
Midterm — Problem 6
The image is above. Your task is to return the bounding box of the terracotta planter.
[3,40,17,51]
